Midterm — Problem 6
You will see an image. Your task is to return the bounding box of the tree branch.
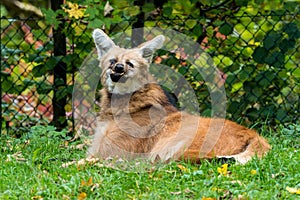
[202,0,232,12]
[2,0,43,18]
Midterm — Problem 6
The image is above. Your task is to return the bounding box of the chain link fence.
[1,10,299,135]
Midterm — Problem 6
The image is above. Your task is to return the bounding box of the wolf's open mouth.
[110,71,127,83]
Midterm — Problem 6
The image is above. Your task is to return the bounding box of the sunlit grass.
[0,124,299,199]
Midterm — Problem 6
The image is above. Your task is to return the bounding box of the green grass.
[0,124,299,199]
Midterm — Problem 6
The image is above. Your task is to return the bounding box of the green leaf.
[276,109,287,121]
[244,81,254,93]
[32,30,44,39]
[32,57,60,77]
[263,31,281,50]
[186,19,197,29]
[246,108,260,120]
[252,47,267,64]
[219,22,233,36]
[292,68,300,78]
[192,24,203,37]
[283,22,300,39]
[284,1,300,12]
[85,7,99,20]
[228,101,241,113]
[28,54,45,63]
[178,66,188,75]
[265,51,285,68]
[163,6,173,16]
[32,64,48,77]
[238,66,253,82]
[254,0,264,4]
[56,86,72,100]
[236,0,249,6]
[88,18,104,29]
[42,8,61,29]
[255,71,275,87]
[142,3,155,13]
[124,6,140,17]
[45,56,61,69]
[36,82,52,94]
[250,87,263,101]
[231,82,243,93]
[1,78,14,93]
[277,70,288,80]
[279,38,296,52]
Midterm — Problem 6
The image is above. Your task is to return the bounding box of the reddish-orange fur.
[88,29,271,164]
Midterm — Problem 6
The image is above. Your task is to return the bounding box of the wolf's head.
[92,29,165,94]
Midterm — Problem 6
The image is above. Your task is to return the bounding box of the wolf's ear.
[138,35,165,62]
[93,29,116,59]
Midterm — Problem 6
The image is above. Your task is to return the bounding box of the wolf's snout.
[114,64,125,73]
[110,63,127,83]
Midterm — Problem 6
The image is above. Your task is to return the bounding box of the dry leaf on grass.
[170,191,182,195]
[217,164,228,176]
[286,186,300,194]
[61,157,101,168]
[201,197,216,200]
[6,152,26,162]
[31,196,43,200]
[77,192,87,200]
[91,183,100,192]
[177,164,188,172]
[81,177,93,187]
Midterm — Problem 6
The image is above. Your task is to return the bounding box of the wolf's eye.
[109,59,117,65]
[126,61,134,68]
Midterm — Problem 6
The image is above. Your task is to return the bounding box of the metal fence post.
[131,0,145,47]
[51,0,67,130]
[0,39,2,135]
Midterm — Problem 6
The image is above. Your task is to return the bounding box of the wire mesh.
[1,10,299,135]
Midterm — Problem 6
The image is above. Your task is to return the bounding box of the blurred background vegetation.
[1,0,299,136]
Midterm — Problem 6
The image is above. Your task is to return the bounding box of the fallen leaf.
[220,190,232,199]
[202,197,216,200]
[62,194,70,200]
[31,196,43,200]
[91,183,100,192]
[230,180,243,186]
[211,187,223,192]
[6,152,26,162]
[184,188,193,193]
[75,143,86,150]
[81,179,86,187]
[217,164,228,176]
[78,192,87,200]
[87,176,93,186]
[177,164,188,172]
[170,191,182,195]
[271,172,285,179]
[104,1,113,16]
[286,186,300,194]
[61,157,100,168]
[81,177,93,187]
[236,194,248,200]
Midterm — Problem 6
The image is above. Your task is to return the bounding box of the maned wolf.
[88,29,270,164]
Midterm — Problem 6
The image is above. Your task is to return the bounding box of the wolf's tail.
[218,136,271,164]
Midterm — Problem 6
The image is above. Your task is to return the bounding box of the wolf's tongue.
[110,73,127,83]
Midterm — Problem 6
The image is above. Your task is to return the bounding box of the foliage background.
[1,0,299,135]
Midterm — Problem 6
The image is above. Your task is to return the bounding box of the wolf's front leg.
[87,121,109,158]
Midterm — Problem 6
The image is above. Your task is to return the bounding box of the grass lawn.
[0,124,299,199]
